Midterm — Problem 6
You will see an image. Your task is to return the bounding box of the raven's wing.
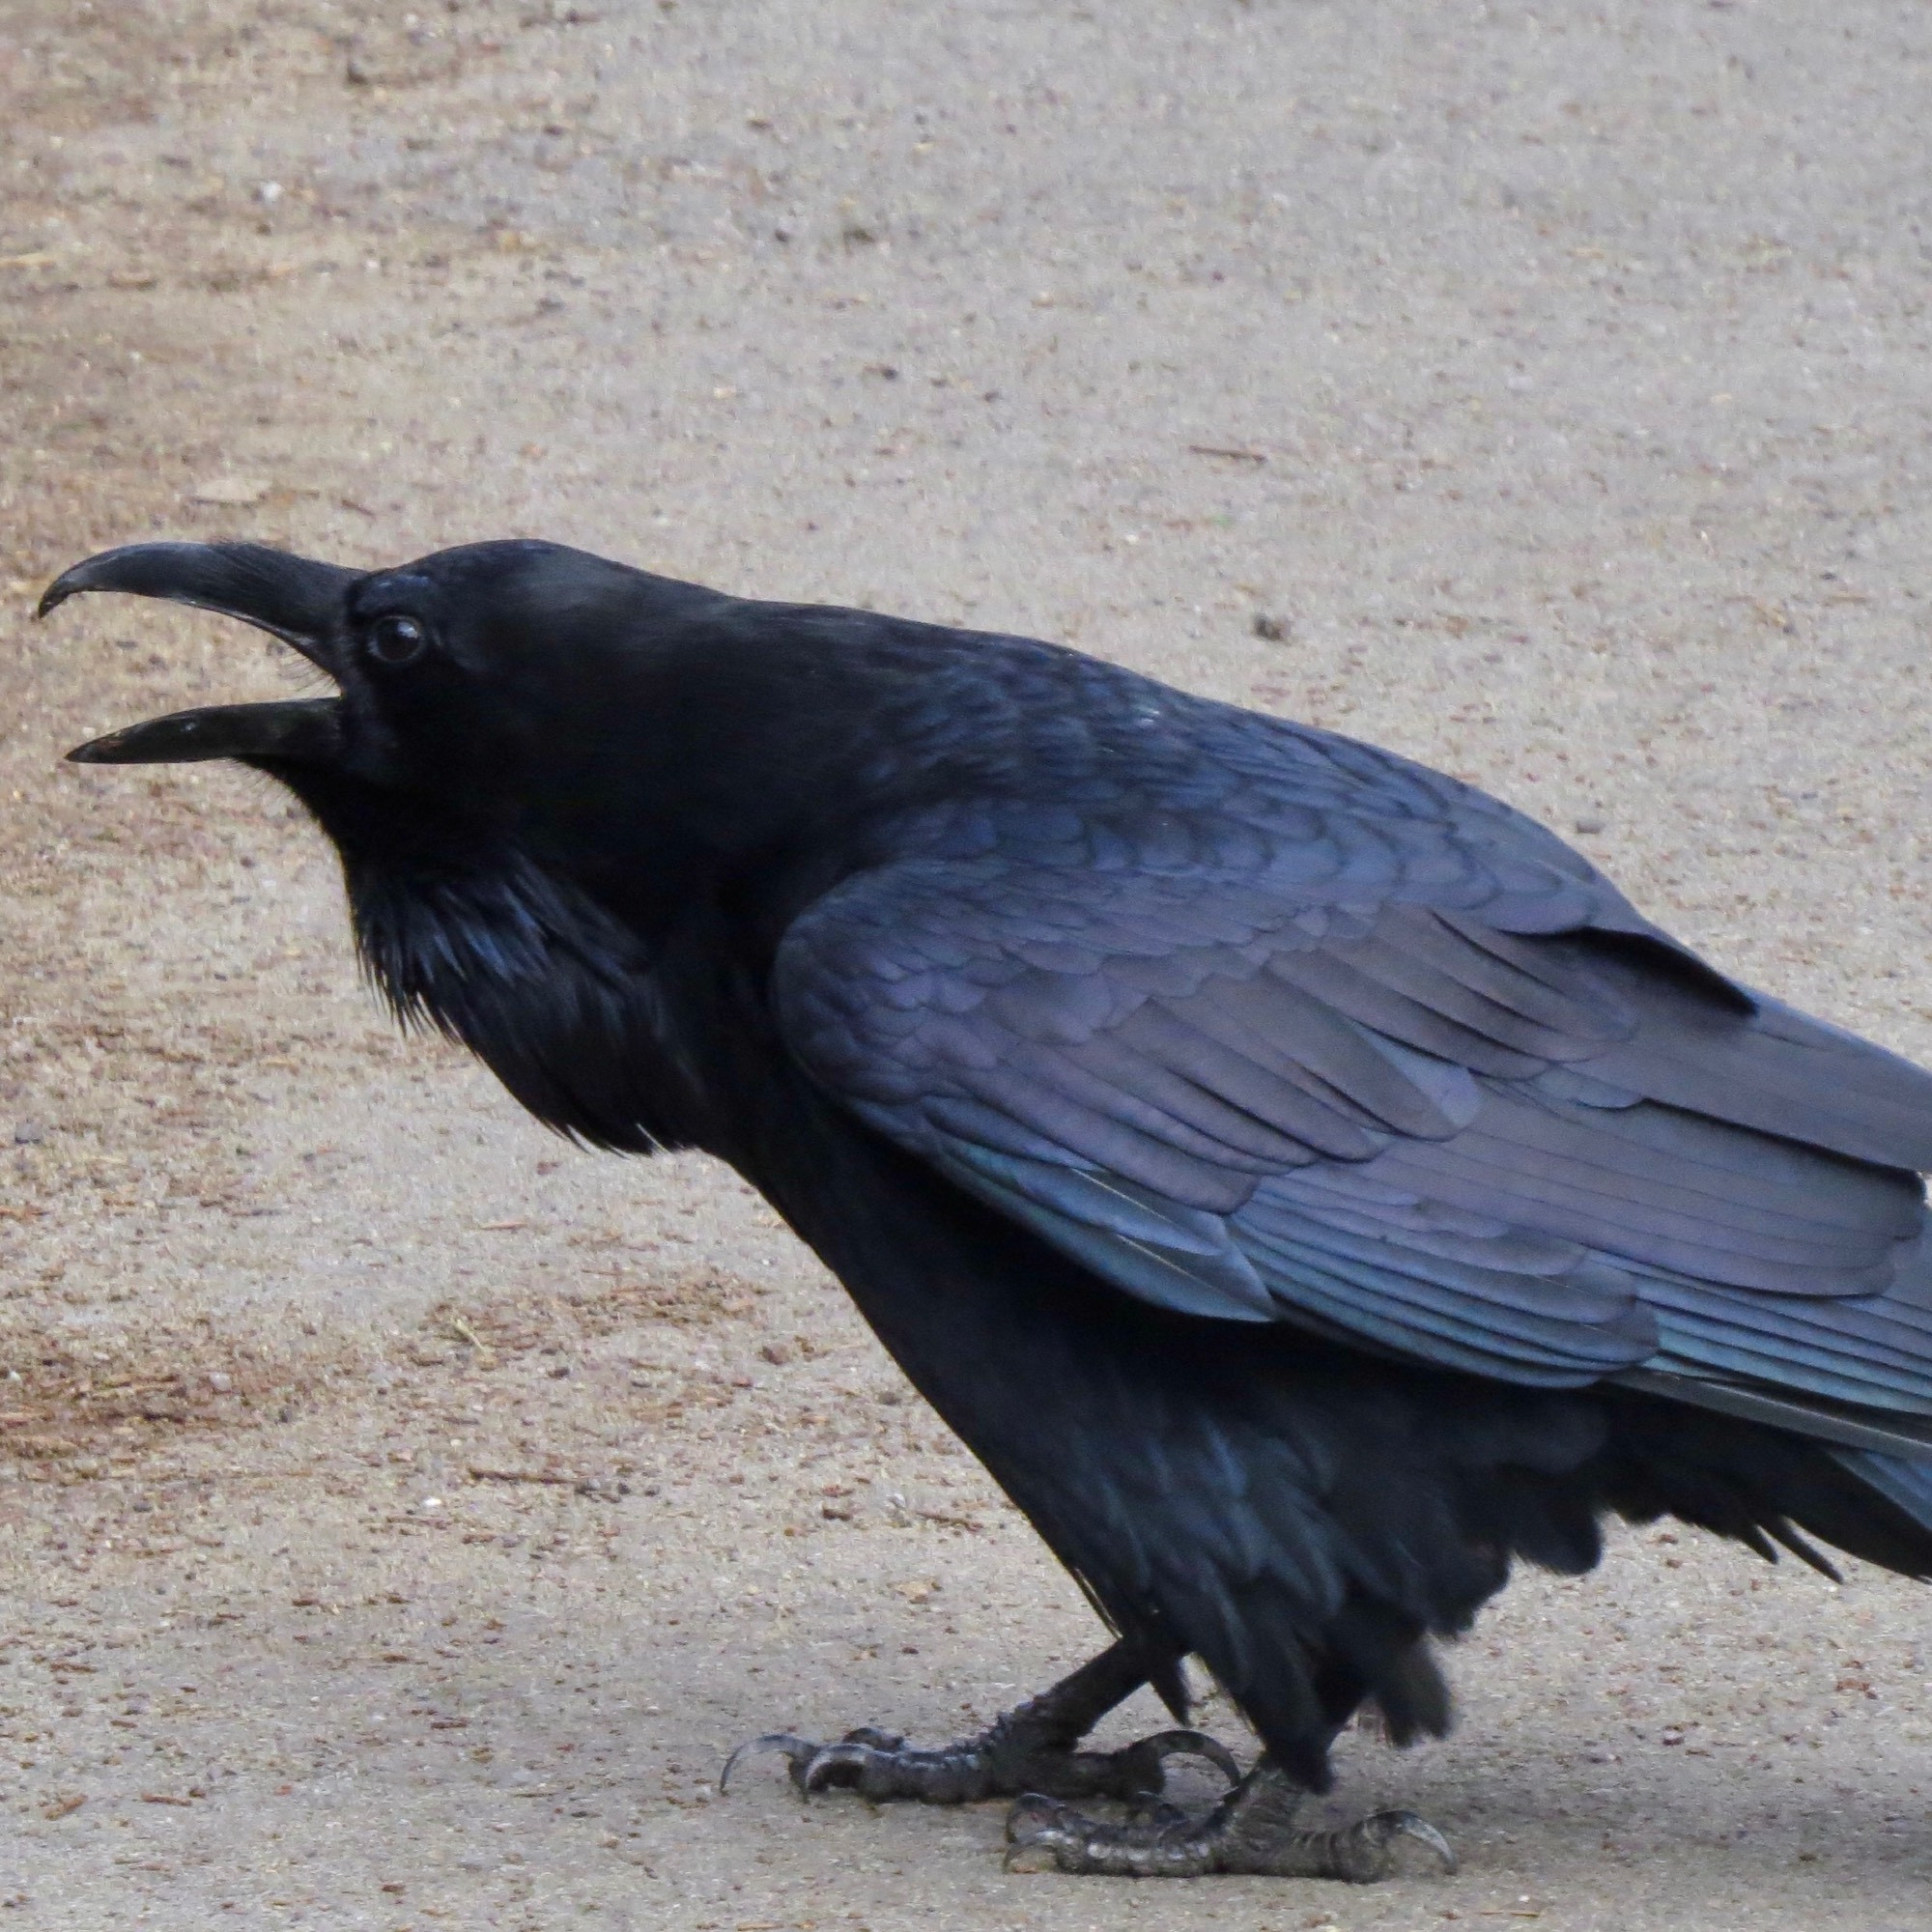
[773,798,1932,1445]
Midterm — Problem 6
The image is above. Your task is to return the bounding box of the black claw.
[719,1731,819,1793]
[1131,1727,1243,1788]
[1001,1764,1458,1881]
[718,1713,1246,1810]
[1355,1808,1459,1878]
[721,1666,1445,1883]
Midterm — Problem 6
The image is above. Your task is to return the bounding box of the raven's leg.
[722,1638,1239,1804]
[1004,1753,1456,1881]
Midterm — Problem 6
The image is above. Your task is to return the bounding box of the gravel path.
[1,3,1929,1925]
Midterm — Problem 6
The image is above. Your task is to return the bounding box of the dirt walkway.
[2,3,1930,1926]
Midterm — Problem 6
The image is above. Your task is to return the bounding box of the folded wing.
[775,825,1932,1446]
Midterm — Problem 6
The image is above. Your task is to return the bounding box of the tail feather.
[1833,1446,1932,1540]
[1604,1389,1932,1579]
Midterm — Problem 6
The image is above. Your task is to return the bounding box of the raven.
[41,538,1932,1881]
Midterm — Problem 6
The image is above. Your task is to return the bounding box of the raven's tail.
[1833,1446,1932,1544]
[1602,1390,1932,1580]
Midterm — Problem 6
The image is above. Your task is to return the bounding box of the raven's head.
[36,538,866,1151]
[39,540,744,1147]
[41,538,736,846]
[41,536,983,918]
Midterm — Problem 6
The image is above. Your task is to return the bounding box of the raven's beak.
[38,542,357,767]
[64,699,344,766]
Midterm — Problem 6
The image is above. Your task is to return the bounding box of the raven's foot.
[721,1637,1239,1806]
[724,1719,1236,1805]
[1004,1756,1457,1882]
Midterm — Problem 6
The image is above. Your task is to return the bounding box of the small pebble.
[1574,815,1606,835]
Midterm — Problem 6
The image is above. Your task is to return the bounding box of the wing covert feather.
[775,813,1932,1437]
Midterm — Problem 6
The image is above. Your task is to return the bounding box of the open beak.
[38,541,358,766]
[63,699,345,766]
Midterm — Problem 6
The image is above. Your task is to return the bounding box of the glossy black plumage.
[43,537,1932,1789]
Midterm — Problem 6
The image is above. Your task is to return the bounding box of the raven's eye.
[367,614,428,667]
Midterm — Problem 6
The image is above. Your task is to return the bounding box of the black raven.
[41,538,1932,1881]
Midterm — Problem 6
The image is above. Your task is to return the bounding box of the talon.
[716,1645,1243,1816]
[1002,1792,1075,1872]
[998,1761,1454,1881]
[1361,1808,1458,1876]
[719,1731,820,1793]
[1136,1727,1243,1787]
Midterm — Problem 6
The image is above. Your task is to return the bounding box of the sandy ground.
[2,1,1931,1925]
